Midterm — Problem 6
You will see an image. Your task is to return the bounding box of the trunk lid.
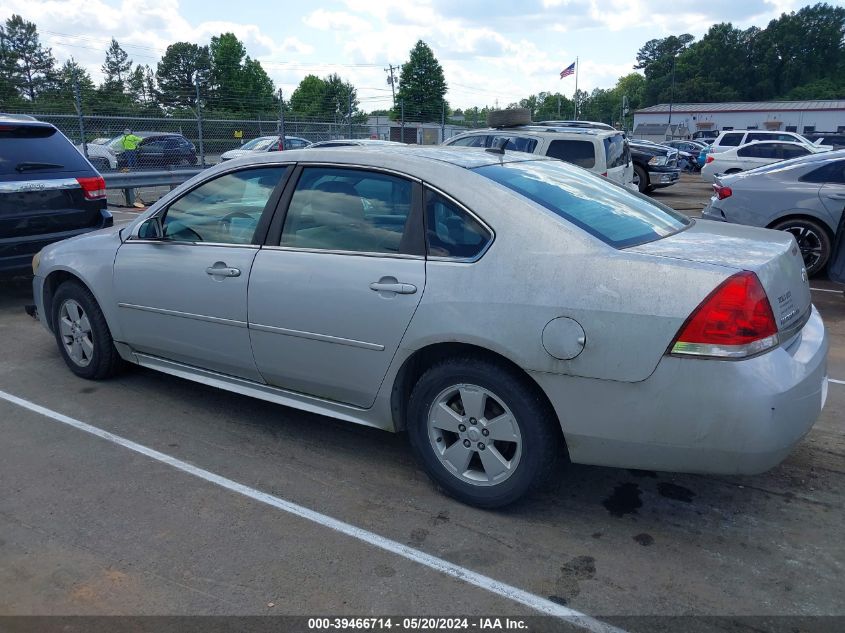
[629,219,811,336]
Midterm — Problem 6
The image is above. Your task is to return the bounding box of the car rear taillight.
[76,176,106,200]
[670,271,778,359]
[713,184,732,200]
[705,155,715,164]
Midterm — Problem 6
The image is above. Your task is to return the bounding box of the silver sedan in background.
[703,149,845,276]
[32,147,828,508]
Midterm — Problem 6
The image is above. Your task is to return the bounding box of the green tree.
[209,32,246,109]
[289,74,327,118]
[394,40,447,122]
[1,14,57,101]
[101,38,131,93]
[156,41,210,109]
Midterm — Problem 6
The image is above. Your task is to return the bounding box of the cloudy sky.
[0,0,839,109]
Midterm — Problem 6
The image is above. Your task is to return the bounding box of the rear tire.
[486,108,531,128]
[52,281,123,380]
[633,164,649,193]
[406,357,561,508]
[770,217,832,277]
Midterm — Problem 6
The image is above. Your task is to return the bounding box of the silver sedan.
[32,146,828,508]
[703,149,845,276]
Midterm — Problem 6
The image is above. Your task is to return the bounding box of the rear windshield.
[0,124,91,176]
[603,135,627,169]
[546,140,596,168]
[474,160,690,248]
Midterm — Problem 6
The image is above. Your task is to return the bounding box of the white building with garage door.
[633,100,845,139]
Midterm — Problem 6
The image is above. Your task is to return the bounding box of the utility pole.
[195,75,205,167]
[278,88,286,148]
[384,63,397,109]
[400,99,405,143]
[668,55,676,130]
[348,91,353,138]
[441,100,446,143]
[573,56,579,120]
[72,70,87,159]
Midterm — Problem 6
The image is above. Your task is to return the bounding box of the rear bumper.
[532,306,828,474]
[0,209,112,274]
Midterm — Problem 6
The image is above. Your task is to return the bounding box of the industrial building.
[632,100,845,141]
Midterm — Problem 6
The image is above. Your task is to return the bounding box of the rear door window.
[0,124,92,176]
[545,140,596,168]
[800,160,845,184]
[719,133,744,147]
[490,135,538,153]
[425,190,492,259]
[781,145,810,160]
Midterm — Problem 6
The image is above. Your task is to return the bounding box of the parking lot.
[1,177,843,632]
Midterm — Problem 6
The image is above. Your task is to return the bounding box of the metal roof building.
[633,100,845,138]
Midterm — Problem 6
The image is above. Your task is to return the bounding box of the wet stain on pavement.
[554,555,596,601]
[657,482,695,503]
[409,528,428,546]
[633,533,654,546]
[79,387,97,394]
[602,482,642,517]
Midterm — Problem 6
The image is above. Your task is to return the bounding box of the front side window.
[159,167,286,244]
[490,135,538,153]
[546,140,596,168]
[474,160,689,249]
[448,135,488,148]
[280,167,413,254]
[425,190,491,259]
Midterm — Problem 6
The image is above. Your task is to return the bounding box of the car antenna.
[485,137,508,155]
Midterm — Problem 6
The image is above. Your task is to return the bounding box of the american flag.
[559,62,575,79]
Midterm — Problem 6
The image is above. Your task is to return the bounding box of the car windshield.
[474,160,690,248]
[241,137,276,151]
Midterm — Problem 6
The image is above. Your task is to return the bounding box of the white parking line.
[0,388,624,633]
[829,378,845,386]
[810,287,843,294]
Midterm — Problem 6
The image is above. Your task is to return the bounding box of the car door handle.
[206,265,241,277]
[369,281,417,294]
[825,193,845,200]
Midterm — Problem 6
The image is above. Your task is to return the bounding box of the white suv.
[443,125,634,188]
[709,130,832,153]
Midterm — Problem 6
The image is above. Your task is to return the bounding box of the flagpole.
[574,57,579,120]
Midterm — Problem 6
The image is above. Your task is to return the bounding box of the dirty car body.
[32,146,828,507]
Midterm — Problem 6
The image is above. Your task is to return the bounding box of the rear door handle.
[206,265,241,277]
[370,281,417,294]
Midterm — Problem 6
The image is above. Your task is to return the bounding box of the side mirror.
[138,216,164,239]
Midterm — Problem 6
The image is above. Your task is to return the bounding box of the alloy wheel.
[58,299,94,368]
[427,384,522,486]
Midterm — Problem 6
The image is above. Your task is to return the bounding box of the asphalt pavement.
[0,178,843,631]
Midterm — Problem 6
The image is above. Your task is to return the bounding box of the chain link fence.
[9,105,472,174]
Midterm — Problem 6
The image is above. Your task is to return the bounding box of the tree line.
[1,3,842,126]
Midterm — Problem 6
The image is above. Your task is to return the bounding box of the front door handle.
[370,281,417,294]
[206,264,241,278]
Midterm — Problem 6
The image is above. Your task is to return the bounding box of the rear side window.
[800,160,845,184]
[603,135,627,169]
[719,133,744,147]
[425,190,491,259]
[475,160,689,248]
[0,124,92,176]
[781,145,810,160]
[546,140,596,168]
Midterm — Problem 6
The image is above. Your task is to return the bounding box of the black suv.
[0,116,112,275]
[113,132,198,168]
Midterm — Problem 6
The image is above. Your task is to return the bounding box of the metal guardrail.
[103,168,207,206]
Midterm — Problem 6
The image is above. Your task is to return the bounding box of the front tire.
[407,357,561,508]
[770,217,832,277]
[52,281,123,380]
[633,164,649,193]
